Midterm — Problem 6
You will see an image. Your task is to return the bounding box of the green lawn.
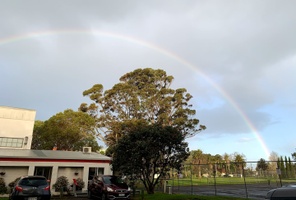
[167,176,285,186]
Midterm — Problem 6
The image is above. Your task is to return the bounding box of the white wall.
[0,106,35,149]
[0,166,28,187]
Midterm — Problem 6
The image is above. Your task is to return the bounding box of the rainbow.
[0,29,271,159]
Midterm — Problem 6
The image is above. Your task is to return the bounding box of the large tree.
[80,68,206,146]
[186,149,204,177]
[31,109,101,151]
[232,152,246,176]
[292,149,296,161]
[268,151,279,172]
[256,158,268,176]
[31,120,44,149]
[111,123,189,194]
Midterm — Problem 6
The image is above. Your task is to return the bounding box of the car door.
[92,176,104,197]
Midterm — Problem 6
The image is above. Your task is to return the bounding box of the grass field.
[166,176,293,186]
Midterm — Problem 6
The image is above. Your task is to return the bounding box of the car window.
[19,178,48,186]
[103,176,124,184]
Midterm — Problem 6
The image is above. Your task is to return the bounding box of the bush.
[74,178,85,190]
[0,178,7,194]
[53,176,69,192]
[8,177,21,188]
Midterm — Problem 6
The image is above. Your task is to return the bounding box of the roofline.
[0,106,36,112]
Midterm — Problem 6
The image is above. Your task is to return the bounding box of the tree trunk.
[146,183,155,194]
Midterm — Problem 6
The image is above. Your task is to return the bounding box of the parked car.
[88,175,130,200]
[265,184,296,199]
[9,175,51,200]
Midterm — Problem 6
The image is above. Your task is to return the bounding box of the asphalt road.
[169,183,277,199]
[50,183,276,200]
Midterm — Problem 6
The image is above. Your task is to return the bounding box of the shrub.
[8,177,21,188]
[0,178,7,194]
[74,178,85,190]
[53,176,69,192]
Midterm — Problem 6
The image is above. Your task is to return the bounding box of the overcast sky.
[1,1,295,161]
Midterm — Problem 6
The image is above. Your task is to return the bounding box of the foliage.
[268,151,279,171]
[185,150,247,178]
[31,109,101,151]
[256,158,268,176]
[292,149,296,161]
[8,177,20,188]
[80,68,206,146]
[256,158,268,171]
[53,176,69,191]
[74,178,85,190]
[0,178,7,194]
[31,120,44,149]
[231,152,246,175]
[111,123,189,194]
[185,149,204,178]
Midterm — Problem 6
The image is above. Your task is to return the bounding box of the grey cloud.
[0,0,295,151]
[198,103,273,134]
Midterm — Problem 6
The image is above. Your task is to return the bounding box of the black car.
[88,175,130,200]
[265,184,296,199]
[9,176,51,200]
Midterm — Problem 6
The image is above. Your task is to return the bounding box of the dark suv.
[88,175,130,200]
[9,175,51,200]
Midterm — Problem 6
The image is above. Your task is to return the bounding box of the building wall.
[0,106,36,149]
[0,160,112,195]
[0,166,28,187]
[0,106,113,195]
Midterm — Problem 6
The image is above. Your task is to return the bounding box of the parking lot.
[169,183,277,199]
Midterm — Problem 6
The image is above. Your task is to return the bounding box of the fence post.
[276,167,282,187]
[141,189,144,200]
[190,164,193,195]
[213,163,217,196]
[242,165,248,199]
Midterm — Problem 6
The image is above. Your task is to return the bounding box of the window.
[88,167,104,180]
[19,177,48,186]
[34,167,52,180]
[0,137,23,148]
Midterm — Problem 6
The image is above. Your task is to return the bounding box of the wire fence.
[157,161,296,199]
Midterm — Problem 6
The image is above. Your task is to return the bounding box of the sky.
[1,1,295,161]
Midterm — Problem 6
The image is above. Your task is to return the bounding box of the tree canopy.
[256,158,269,174]
[111,123,189,194]
[292,149,296,161]
[31,109,101,151]
[80,68,206,146]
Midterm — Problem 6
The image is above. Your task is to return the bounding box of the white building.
[0,106,36,149]
[0,106,112,195]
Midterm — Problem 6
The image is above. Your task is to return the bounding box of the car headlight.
[107,187,114,192]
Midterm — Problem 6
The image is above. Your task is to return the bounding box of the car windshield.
[103,176,124,185]
[19,177,48,186]
[284,184,296,187]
